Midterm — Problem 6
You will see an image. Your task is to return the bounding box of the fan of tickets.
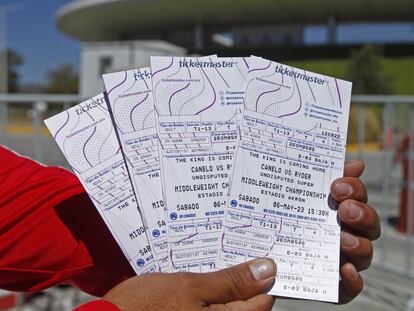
[45,55,352,303]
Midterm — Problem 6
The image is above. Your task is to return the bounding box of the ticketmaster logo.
[75,97,106,115]
[179,59,235,68]
[275,65,326,85]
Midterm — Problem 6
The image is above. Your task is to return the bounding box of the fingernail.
[341,232,359,248]
[347,202,363,221]
[334,181,353,197]
[348,264,359,281]
[249,258,276,281]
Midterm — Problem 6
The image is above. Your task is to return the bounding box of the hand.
[331,160,381,304]
[103,258,277,311]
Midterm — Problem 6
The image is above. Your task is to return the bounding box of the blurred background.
[1,0,414,310]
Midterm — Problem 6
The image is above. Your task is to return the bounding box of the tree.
[0,49,23,92]
[346,45,394,144]
[44,64,78,94]
[347,45,393,94]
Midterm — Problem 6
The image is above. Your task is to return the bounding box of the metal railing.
[0,94,82,163]
[350,95,414,280]
[0,93,414,296]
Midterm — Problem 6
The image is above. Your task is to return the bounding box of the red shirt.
[74,300,120,310]
[0,146,134,310]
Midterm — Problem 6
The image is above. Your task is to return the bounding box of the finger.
[339,263,364,304]
[331,177,367,203]
[338,200,381,240]
[340,231,373,271]
[196,258,277,304]
[344,160,365,178]
[208,294,275,311]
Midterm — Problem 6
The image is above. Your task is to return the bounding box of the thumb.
[195,258,276,305]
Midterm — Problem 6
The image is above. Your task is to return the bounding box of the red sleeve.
[0,146,134,296]
[74,300,120,311]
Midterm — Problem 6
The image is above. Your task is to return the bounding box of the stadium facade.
[56,0,414,97]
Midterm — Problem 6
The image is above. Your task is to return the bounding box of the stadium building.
[56,0,414,97]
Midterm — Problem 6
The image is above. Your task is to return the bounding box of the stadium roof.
[57,0,414,42]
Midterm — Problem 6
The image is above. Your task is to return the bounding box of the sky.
[2,0,414,86]
[4,0,79,85]
[305,23,414,45]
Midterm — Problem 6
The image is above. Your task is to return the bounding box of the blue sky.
[3,0,414,86]
[305,23,414,45]
[5,0,78,85]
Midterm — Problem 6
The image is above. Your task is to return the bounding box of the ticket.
[103,68,169,272]
[44,94,156,274]
[151,56,250,272]
[218,57,352,302]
